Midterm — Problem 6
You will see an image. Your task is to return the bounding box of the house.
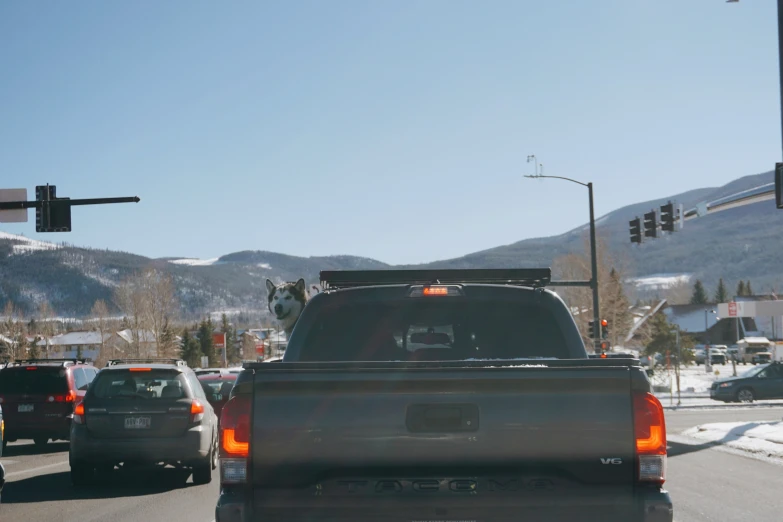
[105,329,158,358]
[36,331,110,361]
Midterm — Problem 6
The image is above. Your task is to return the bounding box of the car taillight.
[191,399,205,424]
[633,391,666,485]
[73,402,85,425]
[49,391,76,403]
[220,394,250,485]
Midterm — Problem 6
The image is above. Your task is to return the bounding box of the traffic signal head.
[600,341,610,351]
[588,320,596,339]
[629,217,642,244]
[35,185,72,233]
[660,201,675,232]
[601,319,609,339]
[643,210,657,238]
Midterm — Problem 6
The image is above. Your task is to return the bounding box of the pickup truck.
[215,269,673,522]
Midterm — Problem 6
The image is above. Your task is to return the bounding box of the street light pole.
[524,170,601,351]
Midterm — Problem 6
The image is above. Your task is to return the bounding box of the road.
[1,406,781,521]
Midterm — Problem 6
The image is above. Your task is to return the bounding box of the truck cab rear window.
[299,301,568,362]
[91,370,189,399]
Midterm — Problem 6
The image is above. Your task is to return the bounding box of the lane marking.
[5,459,69,478]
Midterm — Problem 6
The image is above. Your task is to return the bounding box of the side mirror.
[645,369,654,378]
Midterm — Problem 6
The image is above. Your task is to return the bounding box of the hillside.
[1,170,780,317]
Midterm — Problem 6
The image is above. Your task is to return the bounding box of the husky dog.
[266,278,309,337]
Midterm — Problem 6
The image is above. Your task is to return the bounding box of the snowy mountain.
[2,170,781,317]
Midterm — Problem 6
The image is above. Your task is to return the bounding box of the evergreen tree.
[120,316,131,330]
[197,318,217,366]
[28,339,40,359]
[603,268,633,347]
[645,313,694,365]
[714,278,728,304]
[158,317,177,358]
[736,281,746,298]
[221,313,239,364]
[180,329,203,368]
[745,280,753,296]
[690,280,708,305]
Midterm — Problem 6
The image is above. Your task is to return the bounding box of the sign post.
[212,332,227,368]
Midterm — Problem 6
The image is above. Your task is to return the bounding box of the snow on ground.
[257,263,271,269]
[682,421,783,459]
[648,364,737,393]
[0,231,60,254]
[629,273,691,290]
[168,257,220,266]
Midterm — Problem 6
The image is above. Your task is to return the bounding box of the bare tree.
[38,300,55,359]
[552,234,634,348]
[91,299,111,365]
[114,276,146,356]
[139,269,178,357]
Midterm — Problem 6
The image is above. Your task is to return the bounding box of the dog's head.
[266,278,308,330]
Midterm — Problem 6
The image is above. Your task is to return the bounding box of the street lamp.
[704,309,717,373]
[524,163,602,351]
[526,155,542,177]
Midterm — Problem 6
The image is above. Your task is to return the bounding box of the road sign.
[0,189,28,223]
[728,302,737,317]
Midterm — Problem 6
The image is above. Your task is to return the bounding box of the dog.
[266,278,310,338]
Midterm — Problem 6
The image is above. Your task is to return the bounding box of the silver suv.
[69,359,219,486]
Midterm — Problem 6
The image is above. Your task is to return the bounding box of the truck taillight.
[220,394,250,485]
[633,392,666,485]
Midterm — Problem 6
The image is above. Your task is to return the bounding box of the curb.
[663,402,783,411]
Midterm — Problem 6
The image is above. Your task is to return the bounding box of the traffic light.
[600,319,608,339]
[35,185,71,233]
[629,217,642,244]
[600,341,610,352]
[660,201,675,232]
[643,209,657,238]
[588,320,596,339]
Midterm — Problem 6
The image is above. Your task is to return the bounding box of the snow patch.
[0,231,60,254]
[257,263,271,269]
[168,257,220,266]
[629,273,691,290]
[682,421,783,459]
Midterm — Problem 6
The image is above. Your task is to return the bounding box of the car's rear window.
[0,367,69,394]
[91,370,189,399]
[199,376,236,397]
[299,300,568,362]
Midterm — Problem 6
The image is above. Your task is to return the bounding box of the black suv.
[0,359,97,450]
[68,359,219,486]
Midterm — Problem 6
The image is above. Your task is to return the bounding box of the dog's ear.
[294,278,306,294]
[266,279,276,295]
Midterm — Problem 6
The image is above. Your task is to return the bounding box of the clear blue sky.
[0,0,777,265]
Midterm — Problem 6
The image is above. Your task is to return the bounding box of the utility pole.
[675,329,681,407]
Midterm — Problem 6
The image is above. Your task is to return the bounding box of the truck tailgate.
[246,362,652,520]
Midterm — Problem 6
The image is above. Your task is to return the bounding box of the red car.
[0,359,98,449]
[197,372,237,420]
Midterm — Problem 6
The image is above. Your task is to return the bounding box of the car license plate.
[18,404,34,413]
[124,416,151,429]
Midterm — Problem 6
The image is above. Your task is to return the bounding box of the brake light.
[74,402,85,424]
[191,399,205,424]
[26,367,37,371]
[220,394,251,485]
[423,286,449,296]
[49,391,76,403]
[129,368,151,372]
[633,392,667,485]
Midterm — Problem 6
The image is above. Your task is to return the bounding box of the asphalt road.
[1,406,781,522]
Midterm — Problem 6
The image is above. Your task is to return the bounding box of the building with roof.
[36,330,111,360]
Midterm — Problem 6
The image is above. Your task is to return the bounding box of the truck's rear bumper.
[215,488,673,522]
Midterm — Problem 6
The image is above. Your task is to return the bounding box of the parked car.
[752,352,772,365]
[710,351,727,365]
[710,361,783,402]
[0,358,98,449]
[69,358,218,486]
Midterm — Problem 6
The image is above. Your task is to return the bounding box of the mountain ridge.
[1,170,779,317]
